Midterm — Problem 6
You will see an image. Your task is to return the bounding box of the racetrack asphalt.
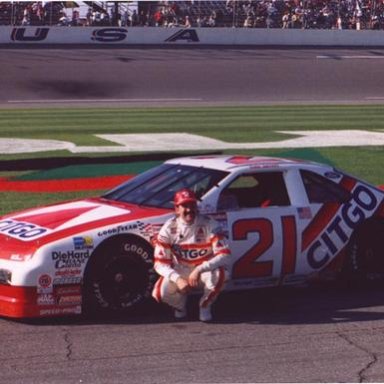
[1,47,384,384]
[2,47,384,108]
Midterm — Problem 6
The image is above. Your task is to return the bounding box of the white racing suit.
[152,214,231,312]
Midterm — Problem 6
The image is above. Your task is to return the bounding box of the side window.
[217,172,290,210]
[300,170,351,204]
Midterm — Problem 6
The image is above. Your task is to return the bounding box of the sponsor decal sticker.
[37,274,53,293]
[304,184,381,269]
[55,268,82,277]
[39,306,81,316]
[52,250,90,269]
[297,207,312,220]
[0,219,49,240]
[97,223,138,237]
[73,236,94,250]
[37,294,56,306]
[58,295,82,306]
[53,276,82,286]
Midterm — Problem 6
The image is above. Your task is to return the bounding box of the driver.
[152,188,232,322]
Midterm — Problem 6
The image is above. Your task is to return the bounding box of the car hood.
[0,197,170,260]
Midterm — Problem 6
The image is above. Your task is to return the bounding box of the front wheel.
[83,236,157,316]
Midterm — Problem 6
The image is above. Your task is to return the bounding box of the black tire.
[83,236,156,316]
[342,221,384,284]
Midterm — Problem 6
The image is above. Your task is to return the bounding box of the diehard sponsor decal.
[52,250,90,269]
[0,219,49,240]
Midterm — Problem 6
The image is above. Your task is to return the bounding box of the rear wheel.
[83,236,156,316]
[342,221,384,283]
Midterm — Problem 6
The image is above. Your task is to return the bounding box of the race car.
[0,154,383,318]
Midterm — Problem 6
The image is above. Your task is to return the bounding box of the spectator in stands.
[207,11,216,27]
[121,10,129,26]
[153,7,164,26]
[58,11,70,26]
[138,10,148,26]
[243,13,253,27]
[282,10,290,28]
[71,9,80,27]
[86,7,92,26]
[184,15,192,27]
[131,9,139,26]
[21,5,30,26]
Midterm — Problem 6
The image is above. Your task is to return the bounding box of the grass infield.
[0,105,383,215]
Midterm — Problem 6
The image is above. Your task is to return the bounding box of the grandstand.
[0,1,383,30]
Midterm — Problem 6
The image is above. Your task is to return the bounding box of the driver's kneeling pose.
[152,188,232,322]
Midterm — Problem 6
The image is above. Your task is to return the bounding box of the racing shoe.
[199,306,212,322]
[174,307,187,320]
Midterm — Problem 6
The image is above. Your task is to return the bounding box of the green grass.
[0,190,100,216]
[1,105,384,146]
[0,104,383,215]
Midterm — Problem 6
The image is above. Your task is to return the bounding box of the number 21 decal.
[232,216,297,279]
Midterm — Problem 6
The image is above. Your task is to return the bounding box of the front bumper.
[0,284,82,319]
[0,285,38,318]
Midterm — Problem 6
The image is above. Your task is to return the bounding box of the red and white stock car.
[0,155,383,318]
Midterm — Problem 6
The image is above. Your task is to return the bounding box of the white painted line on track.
[1,130,382,154]
[7,98,203,104]
[317,55,384,59]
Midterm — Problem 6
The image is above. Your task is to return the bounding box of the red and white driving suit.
[152,214,231,312]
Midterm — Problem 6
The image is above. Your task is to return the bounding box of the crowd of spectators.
[143,0,384,30]
[1,1,384,30]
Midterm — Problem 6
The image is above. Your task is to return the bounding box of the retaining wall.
[1,26,384,46]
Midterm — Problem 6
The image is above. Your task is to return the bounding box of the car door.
[216,170,303,290]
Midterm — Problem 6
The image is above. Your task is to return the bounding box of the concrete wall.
[2,26,384,46]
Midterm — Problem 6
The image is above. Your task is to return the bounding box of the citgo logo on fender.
[91,28,128,42]
[306,184,380,269]
[0,219,49,240]
[11,28,49,42]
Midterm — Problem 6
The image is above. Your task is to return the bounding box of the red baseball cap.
[174,189,197,206]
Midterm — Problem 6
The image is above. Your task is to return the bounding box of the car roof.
[166,155,331,174]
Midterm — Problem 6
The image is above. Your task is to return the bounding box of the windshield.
[103,163,228,209]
